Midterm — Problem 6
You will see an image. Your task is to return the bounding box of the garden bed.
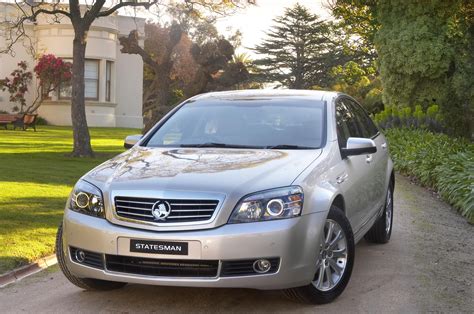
[384,128,473,224]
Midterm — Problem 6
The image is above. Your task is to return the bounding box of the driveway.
[1,175,472,313]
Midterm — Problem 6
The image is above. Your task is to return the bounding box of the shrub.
[435,153,474,221]
[385,128,473,223]
[374,104,443,133]
[35,116,48,125]
[34,54,72,99]
[0,61,32,113]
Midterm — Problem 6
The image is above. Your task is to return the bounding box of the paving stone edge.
[0,254,57,288]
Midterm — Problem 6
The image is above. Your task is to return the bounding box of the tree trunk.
[143,74,172,133]
[71,30,94,157]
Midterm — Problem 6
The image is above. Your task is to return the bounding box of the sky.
[215,0,330,56]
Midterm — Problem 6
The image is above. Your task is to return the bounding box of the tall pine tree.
[253,3,341,89]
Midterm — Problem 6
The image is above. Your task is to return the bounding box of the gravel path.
[1,175,472,313]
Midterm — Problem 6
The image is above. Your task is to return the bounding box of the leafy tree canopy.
[120,15,252,132]
[330,0,473,137]
[253,3,345,89]
[327,0,379,66]
[375,0,473,136]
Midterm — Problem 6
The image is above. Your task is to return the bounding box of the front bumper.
[62,209,327,290]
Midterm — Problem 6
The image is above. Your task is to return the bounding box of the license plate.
[130,239,189,255]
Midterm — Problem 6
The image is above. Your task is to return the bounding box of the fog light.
[75,250,86,263]
[253,259,271,273]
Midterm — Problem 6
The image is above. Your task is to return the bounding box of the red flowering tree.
[0,61,32,112]
[29,54,72,112]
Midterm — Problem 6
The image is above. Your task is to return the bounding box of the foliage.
[0,61,32,113]
[121,18,251,132]
[34,54,72,101]
[330,61,383,113]
[253,3,345,89]
[0,126,139,273]
[375,0,473,138]
[385,128,473,223]
[35,116,49,126]
[435,153,474,222]
[329,1,473,138]
[327,0,379,67]
[374,104,443,133]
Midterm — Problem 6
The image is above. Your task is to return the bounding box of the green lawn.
[0,126,139,274]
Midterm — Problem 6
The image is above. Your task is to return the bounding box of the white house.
[0,2,144,128]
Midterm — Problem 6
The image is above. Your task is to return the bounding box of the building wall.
[0,4,144,129]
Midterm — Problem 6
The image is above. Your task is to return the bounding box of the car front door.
[334,98,375,233]
[346,98,388,219]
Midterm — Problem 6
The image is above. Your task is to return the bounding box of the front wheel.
[56,223,127,291]
[284,205,355,304]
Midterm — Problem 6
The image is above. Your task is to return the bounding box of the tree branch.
[119,30,160,72]
[84,0,106,24]
[14,1,71,19]
[97,0,159,18]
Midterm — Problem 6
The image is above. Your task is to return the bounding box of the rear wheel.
[56,223,127,291]
[364,181,393,244]
[284,205,355,304]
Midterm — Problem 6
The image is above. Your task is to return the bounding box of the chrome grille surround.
[114,196,220,225]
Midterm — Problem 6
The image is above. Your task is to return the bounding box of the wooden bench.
[13,114,38,131]
[0,114,20,129]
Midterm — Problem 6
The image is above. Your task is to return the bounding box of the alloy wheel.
[312,219,348,291]
[385,188,393,234]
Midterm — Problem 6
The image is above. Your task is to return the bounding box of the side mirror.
[341,137,377,159]
[124,134,142,149]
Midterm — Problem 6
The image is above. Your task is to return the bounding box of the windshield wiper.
[179,142,265,149]
[266,144,317,150]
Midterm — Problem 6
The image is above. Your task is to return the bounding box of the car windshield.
[145,97,326,149]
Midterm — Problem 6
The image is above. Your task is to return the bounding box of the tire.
[55,223,127,291]
[364,181,394,244]
[283,205,355,304]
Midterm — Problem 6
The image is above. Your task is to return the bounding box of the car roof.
[192,89,340,103]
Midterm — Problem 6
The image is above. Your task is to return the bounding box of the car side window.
[347,99,379,138]
[335,100,360,148]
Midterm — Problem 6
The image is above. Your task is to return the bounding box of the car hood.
[86,146,321,194]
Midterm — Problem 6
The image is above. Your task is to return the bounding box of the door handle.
[336,173,348,184]
[366,154,373,164]
[381,143,387,150]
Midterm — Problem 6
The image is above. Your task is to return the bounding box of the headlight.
[70,180,104,218]
[228,186,304,223]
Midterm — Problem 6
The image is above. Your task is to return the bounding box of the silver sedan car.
[56,90,394,304]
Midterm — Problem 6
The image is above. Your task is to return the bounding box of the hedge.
[384,129,474,223]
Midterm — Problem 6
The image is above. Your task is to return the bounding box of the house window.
[58,59,72,100]
[58,82,72,100]
[106,61,112,102]
[58,59,99,100]
[84,59,99,100]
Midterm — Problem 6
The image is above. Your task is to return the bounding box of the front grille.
[114,196,219,224]
[70,247,104,269]
[105,255,219,278]
[221,258,280,277]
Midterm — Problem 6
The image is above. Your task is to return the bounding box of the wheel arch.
[332,194,345,214]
